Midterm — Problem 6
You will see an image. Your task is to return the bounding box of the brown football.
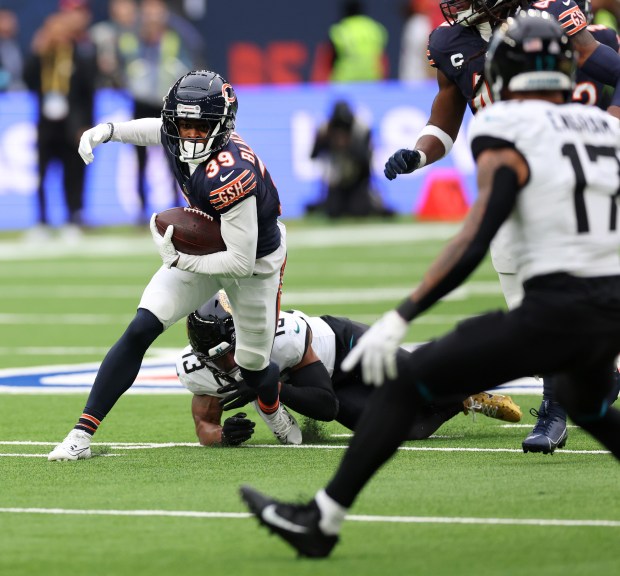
[155,207,226,255]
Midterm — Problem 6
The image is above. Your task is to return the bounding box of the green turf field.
[0,219,618,576]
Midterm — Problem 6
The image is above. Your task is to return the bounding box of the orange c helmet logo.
[222,83,236,103]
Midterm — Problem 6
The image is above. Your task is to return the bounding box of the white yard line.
[0,282,503,304]
[501,424,581,428]
[0,223,461,261]
[0,507,617,527]
[0,440,609,455]
[0,453,120,458]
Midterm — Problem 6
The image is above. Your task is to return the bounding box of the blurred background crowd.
[0,0,619,238]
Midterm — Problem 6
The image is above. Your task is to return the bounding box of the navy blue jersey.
[427,22,490,114]
[528,0,587,33]
[427,0,588,114]
[162,131,282,259]
[574,24,620,108]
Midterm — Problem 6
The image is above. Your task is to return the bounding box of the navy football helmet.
[440,0,524,27]
[162,70,238,162]
[187,290,236,363]
[485,10,576,101]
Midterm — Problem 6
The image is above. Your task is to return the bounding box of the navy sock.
[240,361,280,407]
[542,375,555,402]
[74,409,106,435]
[84,308,163,417]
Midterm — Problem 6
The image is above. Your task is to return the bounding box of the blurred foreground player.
[384,0,620,453]
[241,12,620,557]
[49,70,299,460]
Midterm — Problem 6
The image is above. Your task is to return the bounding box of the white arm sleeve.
[176,196,258,277]
[110,118,163,146]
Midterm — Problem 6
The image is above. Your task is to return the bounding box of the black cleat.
[522,400,568,454]
[240,485,339,558]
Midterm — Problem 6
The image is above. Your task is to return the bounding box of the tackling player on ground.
[177,291,521,446]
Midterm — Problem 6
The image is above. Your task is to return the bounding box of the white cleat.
[253,401,302,445]
[48,429,93,461]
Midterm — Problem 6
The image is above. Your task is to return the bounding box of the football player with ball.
[49,70,300,460]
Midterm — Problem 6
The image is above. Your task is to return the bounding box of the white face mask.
[477,21,492,41]
[180,139,208,162]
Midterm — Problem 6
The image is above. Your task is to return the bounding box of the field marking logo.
[0,359,185,394]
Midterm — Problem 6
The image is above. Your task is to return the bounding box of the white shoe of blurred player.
[253,401,302,445]
[59,224,84,244]
[48,429,92,461]
[22,224,53,243]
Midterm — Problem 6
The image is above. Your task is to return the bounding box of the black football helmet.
[162,70,238,162]
[187,290,236,363]
[440,0,524,27]
[485,10,576,101]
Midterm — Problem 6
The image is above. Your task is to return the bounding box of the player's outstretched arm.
[219,344,339,420]
[78,123,114,165]
[345,147,528,386]
[574,29,620,119]
[192,394,226,446]
[384,70,465,180]
[281,344,339,421]
[192,394,255,446]
[78,118,163,164]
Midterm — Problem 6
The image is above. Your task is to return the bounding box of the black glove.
[384,149,422,180]
[217,379,258,411]
[221,412,255,446]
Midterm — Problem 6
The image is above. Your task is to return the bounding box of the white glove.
[149,213,179,268]
[341,309,409,387]
[78,123,112,165]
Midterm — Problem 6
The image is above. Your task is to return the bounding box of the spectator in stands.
[398,0,434,81]
[89,0,138,88]
[164,2,206,69]
[0,9,25,91]
[118,0,193,224]
[328,1,388,82]
[24,0,97,241]
[592,0,620,28]
[308,100,394,219]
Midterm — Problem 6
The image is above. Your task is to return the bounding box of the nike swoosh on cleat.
[67,446,90,455]
[220,171,234,182]
[262,505,309,534]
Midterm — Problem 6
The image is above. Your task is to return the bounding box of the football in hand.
[154,207,226,255]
